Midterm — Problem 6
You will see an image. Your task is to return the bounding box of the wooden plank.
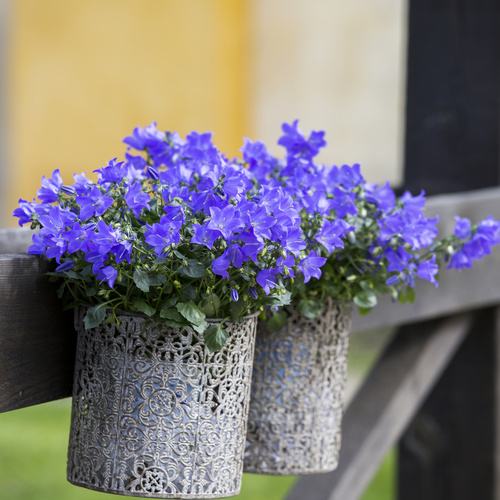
[402,0,500,196]
[352,187,500,333]
[286,313,472,500]
[398,307,500,499]
[0,227,35,254]
[0,254,75,413]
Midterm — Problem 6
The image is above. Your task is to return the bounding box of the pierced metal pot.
[67,309,257,498]
[244,300,352,475]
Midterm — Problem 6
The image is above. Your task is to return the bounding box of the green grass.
[0,331,394,499]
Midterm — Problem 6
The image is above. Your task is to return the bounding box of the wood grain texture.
[0,227,35,254]
[403,0,500,196]
[286,314,472,500]
[0,254,75,413]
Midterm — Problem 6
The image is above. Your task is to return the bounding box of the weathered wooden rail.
[2,187,500,500]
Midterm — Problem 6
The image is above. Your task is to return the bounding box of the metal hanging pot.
[244,299,352,475]
[67,309,257,498]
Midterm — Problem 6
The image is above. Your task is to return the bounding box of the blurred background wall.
[0,0,406,227]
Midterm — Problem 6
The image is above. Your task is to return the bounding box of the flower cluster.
[14,124,326,351]
[14,121,500,343]
[241,120,500,324]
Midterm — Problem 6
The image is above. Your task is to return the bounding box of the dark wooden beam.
[398,308,500,499]
[403,0,500,196]
[0,255,75,413]
[286,314,472,500]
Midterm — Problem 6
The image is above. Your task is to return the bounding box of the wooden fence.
[2,186,500,498]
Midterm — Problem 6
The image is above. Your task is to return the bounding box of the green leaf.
[63,270,81,279]
[80,265,92,276]
[181,285,197,302]
[267,311,287,332]
[176,301,206,326]
[149,274,167,286]
[204,323,229,352]
[56,282,66,299]
[153,258,168,265]
[406,286,416,303]
[85,286,98,297]
[296,298,322,319]
[353,290,378,310]
[160,307,185,323]
[173,250,186,260]
[191,319,208,335]
[230,299,248,322]
[198,293,221,317]
[132,299,156,317]
[160,296,178,310]
[83,306,106,329]
[180,259,206,278]
[133,268,150,293]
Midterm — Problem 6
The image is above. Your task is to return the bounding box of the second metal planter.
[244,300,352,475]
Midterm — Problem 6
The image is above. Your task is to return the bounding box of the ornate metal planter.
[244,300,352,475]
[67,309,257,498]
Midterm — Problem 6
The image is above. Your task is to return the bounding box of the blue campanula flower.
[92,220,122,256]
[447,250,472,270]
[94,158,125,185]
[365,182,396,211]
[76,186,114,221]
[212,254,230,279]
[385,247,412,273]
[278,120,326,162]
[37,169,64,203]
[55,260,75,272]
[298,251,327,284]
[145,218,182,256]
[123,122,166,153]
[72,172,93,195]
[239,232,265,263]
[97,265,118,289]
[38,206,77,237]
[315,219,353,253]
[240,138,277,182]
[330,188,358,218]
[281,227,307,257]
[249,287,259,300]
[337,164,364,190]
[416,255,439,287]
[256,269,280,295]
[207,205,244,240]
[191,223,221,249]
[125,181,151,217]
[454,216,472,239]
[13,199,36,226]
[63,222,93,253]
[276,254,296,278]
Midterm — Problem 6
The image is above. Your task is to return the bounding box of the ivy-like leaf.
[198,293,221,317]
[204,323,229,353]
[160,307,185,323]
[132,299,156,317]
[176,301,206,326]
[133,268,150,292]
[296,298,322,319]
[180,259,206,278]
[85,286,98,297]
[353,290,377,309]
[181,285,197,302]
[83,306,106,330]
[149,274,167,286]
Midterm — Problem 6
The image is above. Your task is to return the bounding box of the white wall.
[249,0,407,187]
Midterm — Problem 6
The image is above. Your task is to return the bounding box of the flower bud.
[173,280,181,288]
[230,289,239,302]
[249,287,258,300]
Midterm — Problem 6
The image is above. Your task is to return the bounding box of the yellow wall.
[7,0,250,225]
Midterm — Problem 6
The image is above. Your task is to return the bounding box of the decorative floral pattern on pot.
[244,300,352,475]
[67,309,257,499]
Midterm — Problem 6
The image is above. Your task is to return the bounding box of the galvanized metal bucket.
[67,309,257,498]
[244,300,352,475]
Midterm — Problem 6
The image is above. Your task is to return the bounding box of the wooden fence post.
[399,0,500,497]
